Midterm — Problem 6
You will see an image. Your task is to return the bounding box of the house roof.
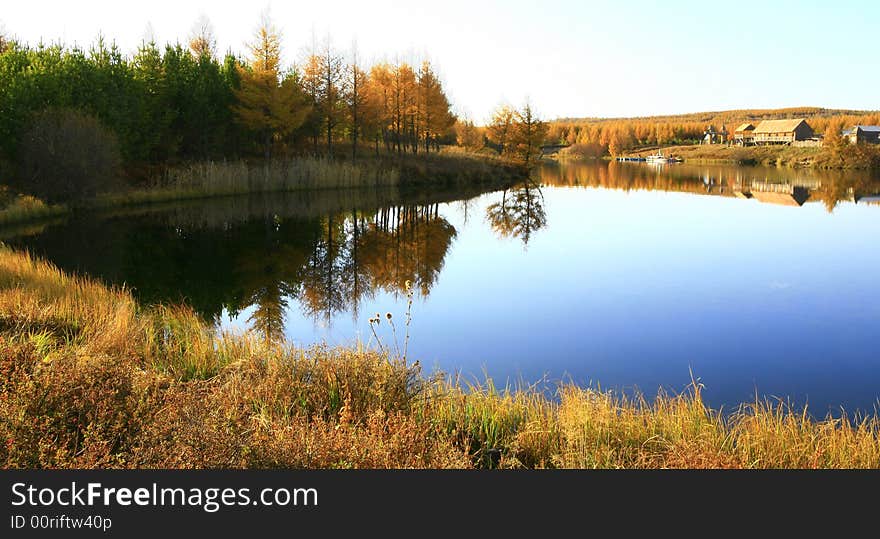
[854,125,880,133]
[753,119,809,134]
[735,123,755,132]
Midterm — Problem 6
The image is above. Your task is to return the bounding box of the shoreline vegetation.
[549,140,880,169]
[0,151,525,226]
[615,143,880,169]
[0,17,543,228]
[1,245,879,469]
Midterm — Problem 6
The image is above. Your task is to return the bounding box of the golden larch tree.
[232,13,310,159]
[418,61,455,152]
[188,15,216,58]
[488,104,515,156]
[509,102,548,166]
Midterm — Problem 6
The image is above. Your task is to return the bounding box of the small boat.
[645,151,681,164]
[645,151,669,163]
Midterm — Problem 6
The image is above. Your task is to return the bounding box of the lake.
[4,161,879,414]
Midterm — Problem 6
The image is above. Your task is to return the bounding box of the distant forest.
[545,108,880,156]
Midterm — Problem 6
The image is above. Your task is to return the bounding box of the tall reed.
[125,157,401,204]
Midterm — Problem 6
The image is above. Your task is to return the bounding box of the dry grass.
[626,143,880,169]
[0,151,521,226]
[0,193,66,226]
[103,157,401,208]
[1,245,878,469]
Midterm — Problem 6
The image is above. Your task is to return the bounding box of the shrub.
[18,108,122,204]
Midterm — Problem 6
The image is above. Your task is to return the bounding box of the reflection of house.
[750,186,810,207]
[753,119,814,145]
[734,123,755,145]
[856,195,880,205]
[842,126,880,145]
[540,144,570,156]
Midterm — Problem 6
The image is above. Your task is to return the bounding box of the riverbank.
[623,143,880,169]
[1,245,878,469]
[0,151,525,227]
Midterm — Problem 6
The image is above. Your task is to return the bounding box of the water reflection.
[3,187,476,341]
[232,207,458,342]
[6,162,878,343]
[486,180,547,245]
[538,160,880,212]
[300,207,456,323]
[4,162,880,411]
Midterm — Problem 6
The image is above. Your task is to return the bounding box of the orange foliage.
[548,108,880,155]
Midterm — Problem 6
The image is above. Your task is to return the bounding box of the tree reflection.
[6,190,470,340]
[300,215,353,323]
[231,215,314,342]
[486,180,547,246]
[537,160,880,214]
[359,204,457,297]
[292,204,457,322]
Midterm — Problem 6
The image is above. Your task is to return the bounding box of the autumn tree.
[509,101,548,166]
[824,119,844,149]
[188,15,216,59]
[343,44,367,159]
[342,44,382,159]
[299,47,323,153]
[455,118,483,150]
[368,63,394,152]
[487,104,515,156]
[232,13,310,159]
[317,37,345,156]
[357,65,383,156]
[417,61,454,152]
[391,61,417,154]
[607,131,622,157]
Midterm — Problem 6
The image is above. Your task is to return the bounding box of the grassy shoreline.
[0,151,524,227]
[621,143,880,169]
[1,246,878,469]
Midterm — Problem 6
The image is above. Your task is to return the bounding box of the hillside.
[547,107,880,156]
[553,107,879,125]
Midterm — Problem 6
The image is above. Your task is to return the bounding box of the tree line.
[233,15,458,161]
[456,102,549,167]
[0,14,470,192]
[545,107,880,156]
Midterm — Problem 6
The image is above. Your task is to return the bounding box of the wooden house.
[842,126,880,145]
[733,123,755,145]
[752,119,814,145]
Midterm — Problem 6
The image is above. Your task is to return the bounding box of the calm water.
[5,161,880,413]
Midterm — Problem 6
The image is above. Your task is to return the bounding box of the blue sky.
[3,0,878,121]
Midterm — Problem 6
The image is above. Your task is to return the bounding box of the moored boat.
[645,151,669,163]
[645,151,681,164]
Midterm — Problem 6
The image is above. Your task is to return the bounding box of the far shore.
[550,142,880,170]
